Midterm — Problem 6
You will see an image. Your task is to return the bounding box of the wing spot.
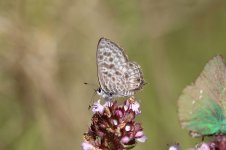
[107,52,111,56]
[99,55,103,60]
[125,73,129,79]
[115,71,122,76]
[103,52,112,56]
[129,63,134,67]
[112,77,115,81]
[109,64,114,69]
[109,57,113,62]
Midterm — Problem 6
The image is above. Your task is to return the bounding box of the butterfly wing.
[117,61,144,96]
[178,55,226,136]
[96,38,144,97]
[96,38,128,95]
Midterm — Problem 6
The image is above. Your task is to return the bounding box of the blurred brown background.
[0,0,226,149]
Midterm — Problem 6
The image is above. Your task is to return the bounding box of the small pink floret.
[136,135,147,143]
[82,142,94,150]
[92,100,104,114]
[121,136,130,144]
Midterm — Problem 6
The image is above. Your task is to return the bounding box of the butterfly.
[96,38,145,101]
[178,55,226,137]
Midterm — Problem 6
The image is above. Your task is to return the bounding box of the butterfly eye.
[96,88,102,96]
[98,88,101,93]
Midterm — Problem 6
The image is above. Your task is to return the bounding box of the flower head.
[196,143,211,150]
[82,96,146,150]
[190,135,226,150]
[168,143,180,150]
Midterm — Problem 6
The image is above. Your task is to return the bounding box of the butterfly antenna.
[84,82,97,87]
[88,89,97,110]
[84,82,99,109]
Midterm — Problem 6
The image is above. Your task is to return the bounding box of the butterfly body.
[178,55,226,137]
[96,38,144,101]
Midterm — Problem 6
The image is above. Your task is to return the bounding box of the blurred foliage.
[0,0,226,149]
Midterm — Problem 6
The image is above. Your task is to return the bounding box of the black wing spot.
[115,71,122,76]
[109,64,114,69]
[125,73,129,79]
[109,57,113,62]
[99,55,103,60]
[129,63,134,67]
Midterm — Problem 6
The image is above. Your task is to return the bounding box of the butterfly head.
[96,87,113,101]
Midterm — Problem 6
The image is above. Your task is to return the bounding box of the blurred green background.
[0,0,226,150]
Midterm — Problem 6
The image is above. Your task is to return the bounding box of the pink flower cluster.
[82,97,146,150]
[194,135,226,150]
